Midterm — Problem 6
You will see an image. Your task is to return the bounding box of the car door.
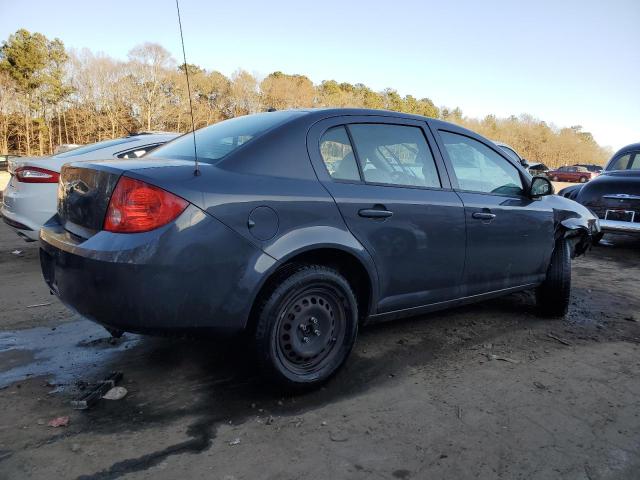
[307,116,466,314]
[434,128,554,296]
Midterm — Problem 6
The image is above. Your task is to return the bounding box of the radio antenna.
[175,0,200,176]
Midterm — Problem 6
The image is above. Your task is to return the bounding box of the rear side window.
[149,111,304,164]
[319,127,360,181]
[347,124,441,188]
[440,131,524,196]
[117,143,163,159]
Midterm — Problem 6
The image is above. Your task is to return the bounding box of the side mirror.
[530,176,554,197]
[520,158,529,168]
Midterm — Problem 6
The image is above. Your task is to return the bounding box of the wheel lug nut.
[314,329,321,336]
[310,317,318,324]
[302,336,310,343]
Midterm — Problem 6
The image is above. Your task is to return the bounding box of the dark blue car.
[39,109,598,388]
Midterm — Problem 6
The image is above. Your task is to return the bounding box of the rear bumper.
[599,219,640,235]
[39,205,277,336]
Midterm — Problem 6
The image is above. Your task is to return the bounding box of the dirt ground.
[0,217,639,479]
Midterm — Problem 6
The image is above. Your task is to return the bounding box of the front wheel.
[579,176,588,183]
[254,265,358,390]
[536,238,571,317]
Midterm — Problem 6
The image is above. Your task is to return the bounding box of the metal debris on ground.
[48,416,70,427]
[547,333,572,346]
[102,386,128,401]
[229,438,241,446]
[71,371,123,410]
[533,381,547,390]
[10,250,23,256]
[486,354,520,364]
[26,302,52,309]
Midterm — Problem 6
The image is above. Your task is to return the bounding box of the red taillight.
[103,176,188,233]
[15,166,60,183]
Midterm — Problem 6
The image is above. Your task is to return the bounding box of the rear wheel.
[552,176,559,182]
[579,176,588,183]
[254,265,358,389]
[536,238,571,317]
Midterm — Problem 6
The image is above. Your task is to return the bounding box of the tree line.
[0,29,611,167]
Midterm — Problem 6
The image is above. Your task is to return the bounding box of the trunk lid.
[57,164,122,236]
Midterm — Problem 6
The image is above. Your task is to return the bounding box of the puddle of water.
[0,317,140,390]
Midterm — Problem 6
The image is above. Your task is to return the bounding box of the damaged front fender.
[549,196,600,257]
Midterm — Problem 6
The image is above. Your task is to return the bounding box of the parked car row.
[1,132,178,241]
[559,142,640,242]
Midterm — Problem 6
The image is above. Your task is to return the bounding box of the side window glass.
[117,144,161,159]
[319,126,360,181]
[609,154,631,170]
[440,131,524,196]
[631,153,640,170]
[347,124,441,188]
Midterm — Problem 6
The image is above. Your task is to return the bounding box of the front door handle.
[359,208,393,219]
[472,212,496,220]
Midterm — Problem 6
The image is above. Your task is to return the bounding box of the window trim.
[437,129,527,198]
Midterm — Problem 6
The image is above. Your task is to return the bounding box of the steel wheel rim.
[274,285,347,376]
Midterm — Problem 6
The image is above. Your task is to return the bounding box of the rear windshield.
[148,111,304,164]
[53,138,137,158]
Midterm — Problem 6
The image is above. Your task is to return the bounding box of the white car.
[1,133,179,241]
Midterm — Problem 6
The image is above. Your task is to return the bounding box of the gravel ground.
[0,217,638,480]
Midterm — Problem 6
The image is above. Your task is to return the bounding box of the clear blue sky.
[1,0,638,150]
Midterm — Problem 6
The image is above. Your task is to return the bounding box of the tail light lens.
[103,176,188,233]
[15,166,60,183]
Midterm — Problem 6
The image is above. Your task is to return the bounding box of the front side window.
[347,124,441,188]
[319,126,360,181]
[440,131,524,196]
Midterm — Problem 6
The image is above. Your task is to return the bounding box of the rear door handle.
[358,208,393,219]
[472,212,496,220]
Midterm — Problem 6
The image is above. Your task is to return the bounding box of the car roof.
[614,142,640,155]
[54,133,180,160]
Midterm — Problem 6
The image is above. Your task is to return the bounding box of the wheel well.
[247,248,373,333]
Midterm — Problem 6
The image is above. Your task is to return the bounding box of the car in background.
[559,142,640,243]
[546,165,595,183]
[527,162,550,176]
[0,154,21,172]
[493,141,549,176]
[1,132,178,241]
[493,141,528,167]
[39,109,598,388]
[574,164,603,175]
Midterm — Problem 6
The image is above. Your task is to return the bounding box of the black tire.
[536,238,571,317]
[591,232,604,246]
[254,265,358,390]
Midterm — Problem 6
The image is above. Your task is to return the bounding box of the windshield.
[53,138,136,158]
[149,111,304,164]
